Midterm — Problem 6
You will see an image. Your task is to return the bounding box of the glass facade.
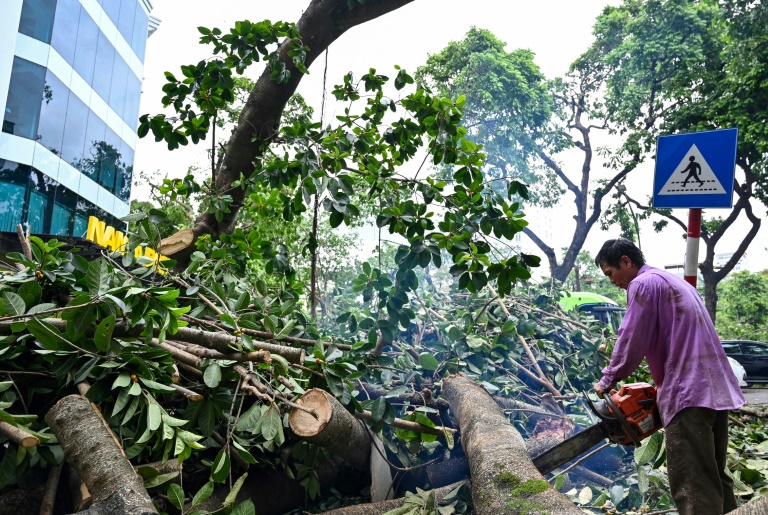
[18,0,57,44]
[0,0,151,238]
[2,58,46,140]
[0,160,122,236]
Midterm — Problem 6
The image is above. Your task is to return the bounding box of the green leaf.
[635,430,663,466]
[191,481,215,507]
[86,259,110,295]
[112,373,131,389]
[2,292,25,317]
[17,281,41,306]
[235,402,262,432]
[26,303,57,317]
[275,320,296,339]
[26,318,65,351]
[197,401,218,437]
[147,402,162,431]
[211,448,230,483]
[370,397,387,423]
[223,473,249,507]
[144,471,179,488]
[139,378,177,393]
[203,363,222,388]
[418,353,439,371]
[94,315,116,352]
[231,500,255,515]
[63,296,98,337]
[261,405,283,441]
[0,446,17,489]
[167,483,185,510]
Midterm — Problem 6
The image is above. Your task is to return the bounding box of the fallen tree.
[442,374,582,514]
[45,395,157,515]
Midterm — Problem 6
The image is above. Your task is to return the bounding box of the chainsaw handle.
[602,392,641,447]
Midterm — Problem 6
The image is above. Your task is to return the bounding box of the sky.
[134,0,768,279]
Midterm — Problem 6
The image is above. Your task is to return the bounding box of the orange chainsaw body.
[597,382,662,446]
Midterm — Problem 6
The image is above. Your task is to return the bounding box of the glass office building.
[0,0,158,236]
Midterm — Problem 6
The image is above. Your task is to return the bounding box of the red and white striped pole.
[684,208,702,288]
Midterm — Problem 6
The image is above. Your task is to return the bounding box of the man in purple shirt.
[593,238,744,515]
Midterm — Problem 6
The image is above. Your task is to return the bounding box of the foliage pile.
[2,0,767,513]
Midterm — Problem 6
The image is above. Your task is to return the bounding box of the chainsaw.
[532,382,662,475]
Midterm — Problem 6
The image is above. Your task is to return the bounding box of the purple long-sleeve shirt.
[598,265,744,425]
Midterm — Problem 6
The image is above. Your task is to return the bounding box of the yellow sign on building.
[85,216,168,267]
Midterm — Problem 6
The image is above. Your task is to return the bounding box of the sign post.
[653,128,738,288]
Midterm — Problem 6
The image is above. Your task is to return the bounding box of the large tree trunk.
[45,395,157,514]
[442,374,582,514]
[160,0,416,268]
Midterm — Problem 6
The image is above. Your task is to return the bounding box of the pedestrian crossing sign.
[653,128,738,208]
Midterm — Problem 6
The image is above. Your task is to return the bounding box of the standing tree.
[593,0,767,320]
[716,270,768,341]
[415,16,698,283]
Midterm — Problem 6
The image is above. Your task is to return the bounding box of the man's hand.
[593,384,607,398]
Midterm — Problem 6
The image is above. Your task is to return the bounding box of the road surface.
[742,388,768,406]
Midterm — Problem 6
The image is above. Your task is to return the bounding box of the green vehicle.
[559,292,626,334]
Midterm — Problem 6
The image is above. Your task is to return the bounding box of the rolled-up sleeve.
[598,282,655,390]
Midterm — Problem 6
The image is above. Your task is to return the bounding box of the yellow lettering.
[85,216,100,242]
[85,215,168,272]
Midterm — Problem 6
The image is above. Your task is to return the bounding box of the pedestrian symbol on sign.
[681,156,704,188]
[657,143,727,196]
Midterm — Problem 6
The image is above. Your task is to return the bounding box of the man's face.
[600,256,639,290]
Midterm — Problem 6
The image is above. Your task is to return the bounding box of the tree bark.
[729,494,768,514]
[289,388,372,470]
[160,0,417,268]
[0,320,305,364]
[320,481,468,515]
[0,421,39,447]
[45,395,157,515]
[442,374,582,514]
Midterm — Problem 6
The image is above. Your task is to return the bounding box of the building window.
[18,0,57,44]
[50,0,81,66]
[0,161,112,237]
[101,0,121,27]
[51,201,72,235]
[27,189,48,234]
[82,112,107,182]
[60,93,89,168]
[37,70,70,156]
[116,142,134,201]
[92,31,115,104]
[98,127,122,192]
[123,73,142,130]
[74,213,88,237]
[2,58,46,140]
[0,162,30,233]
[72,6,100,85]
[131,5,149,63]
[109,54,130,121]
[117,0,137,47]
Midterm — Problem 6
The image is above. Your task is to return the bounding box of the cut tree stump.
[442,374,583,514]
[45,395,158,515]
[289,388,372,470]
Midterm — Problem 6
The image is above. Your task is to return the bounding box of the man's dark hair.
[595,238,646,268]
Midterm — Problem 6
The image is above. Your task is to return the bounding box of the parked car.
[559,292,626,334]
[721,340,768,384]
[727,357,748,387]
